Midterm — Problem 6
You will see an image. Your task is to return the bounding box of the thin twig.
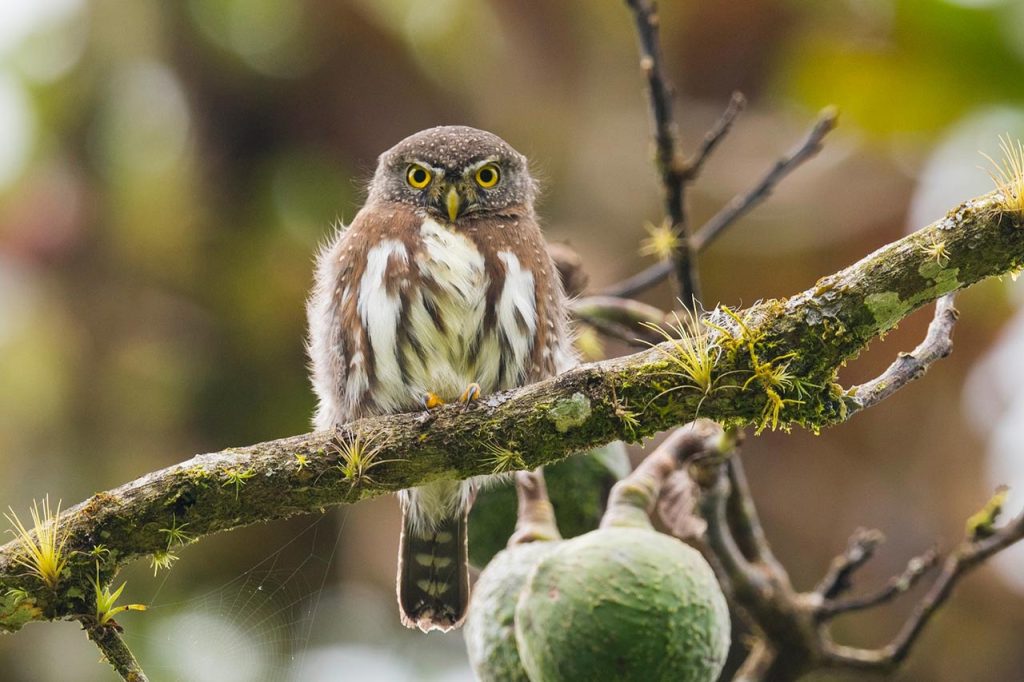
[815,527,886,599]
[725,452,785,576]
[571,295,667,329]
[601,106,838,298]
[571,295,666,345]
[691,453,770,597]
[691,107,839,251]
[86,624,149,682]
[850,294,959,412]
[600,93,744,301]
[624,0,700,305]
[683,91,747,181]
[823,510,1024,671]
[600,260,675,299]
[819,547,940,618]
[734,639,777,681]
[579,318,654,347]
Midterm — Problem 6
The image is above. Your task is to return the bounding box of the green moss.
[916,262,961,302]
[546,392,592,433]
[183,465,211,488]
[0,590,42,633]
[864,292,908,329]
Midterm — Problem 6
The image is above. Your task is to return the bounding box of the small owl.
[307,126,574,632]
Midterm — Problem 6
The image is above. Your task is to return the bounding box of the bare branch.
[624,0,700,304]
[691,107,839,252]
[850,294,959,413]
[683,91,747,182]
[815,527,886,599]
[602,421,723,529]
[734,640,777,682]
[725,453,785,575]
[600,260,675,299]
[571,295,666,329]
[689,450,822,682]
[687,472,1024,680]
[601,105,837,298]
[86,624,149,682]
[578,318,652,348]
[824,507,1024,671]
[571,295,666,344]
[690,451,769,598]
[820,547,940,618]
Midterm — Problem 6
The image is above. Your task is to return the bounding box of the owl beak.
[446,186,462,222]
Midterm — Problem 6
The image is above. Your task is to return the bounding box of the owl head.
[368,125,537,223]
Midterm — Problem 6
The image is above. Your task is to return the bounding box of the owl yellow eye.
[407,164,432,189]
[475,164,500,188]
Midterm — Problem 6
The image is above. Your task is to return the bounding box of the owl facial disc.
[369,125,537,223]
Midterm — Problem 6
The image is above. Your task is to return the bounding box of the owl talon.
[459,383,481,409]
[421,392,445,411]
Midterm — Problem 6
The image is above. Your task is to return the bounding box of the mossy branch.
[85,624,149,682]
[1,191,1021,632]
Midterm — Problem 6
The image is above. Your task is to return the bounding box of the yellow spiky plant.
[983,135,1024,217]
[4,496,70,590]
[333,430,391,484]
[639,220,683,260]
[643,305,721,404]
[482,440,526,474]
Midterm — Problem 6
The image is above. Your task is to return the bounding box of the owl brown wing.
[306,207,424,429]
[529,242,577,380]
[487,213,575,382]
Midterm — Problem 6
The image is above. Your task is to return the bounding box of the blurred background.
[2,0,1024,680]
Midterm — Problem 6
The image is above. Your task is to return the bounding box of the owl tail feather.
[397,508,470,633]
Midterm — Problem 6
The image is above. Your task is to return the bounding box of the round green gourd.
[514,527,730,682]
[464,541,562,682]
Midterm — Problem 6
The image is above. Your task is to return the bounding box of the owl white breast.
[361,216,541,414]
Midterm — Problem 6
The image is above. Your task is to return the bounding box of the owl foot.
[421,392,445,411]
[458,383,481,410]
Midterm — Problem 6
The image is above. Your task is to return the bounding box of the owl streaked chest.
[356,217,539,413]
[408,218,490,379]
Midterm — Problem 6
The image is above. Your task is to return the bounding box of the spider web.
[124,514,343,682]
[112,506,473,682]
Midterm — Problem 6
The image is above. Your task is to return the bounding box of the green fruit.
[514,527,730,682]
[465,542,562,682]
